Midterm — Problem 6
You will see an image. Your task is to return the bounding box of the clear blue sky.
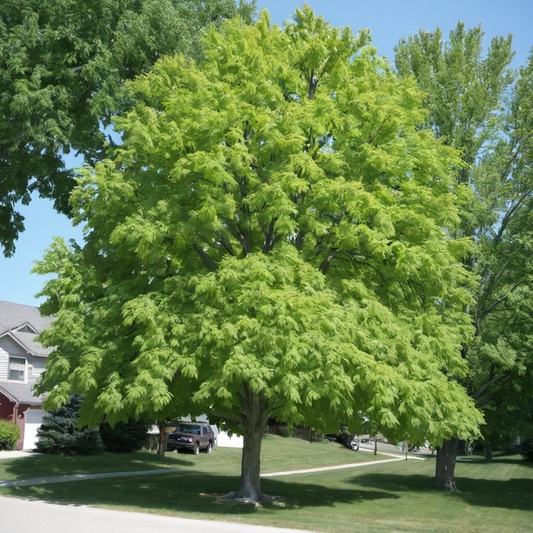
[1,0,532,307]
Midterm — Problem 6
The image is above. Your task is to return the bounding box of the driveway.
[0,495,312,533]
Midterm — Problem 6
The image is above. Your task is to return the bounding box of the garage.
[23,408,45,450]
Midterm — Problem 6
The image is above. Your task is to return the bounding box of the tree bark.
[485,441,493,461]
[157,421,166,457]
[434,437,459,491]
[229,389,271,503]
[457,439,468,455]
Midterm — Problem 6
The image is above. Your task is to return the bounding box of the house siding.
[0,346,8,381]
[0,301,53,449]
[0,337,46,383]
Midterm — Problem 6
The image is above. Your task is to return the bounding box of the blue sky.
[1,0,532,307]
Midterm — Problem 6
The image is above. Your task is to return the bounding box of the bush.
[36,395,104,455]
[0,420,21,450]
[99,418,152,453]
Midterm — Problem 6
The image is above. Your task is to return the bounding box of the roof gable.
[0,301,53,336]
[15,323,38,334]
[0,301,53,357]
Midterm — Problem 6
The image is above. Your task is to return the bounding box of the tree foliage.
[0,420,21,450]
[35,7,482,501]
[0,0,256,255]
[395,23,514,186]
[35,394,104,455]
[99,418,152,453]
[396,24,533,483]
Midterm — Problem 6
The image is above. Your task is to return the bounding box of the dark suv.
[167,422,215,454]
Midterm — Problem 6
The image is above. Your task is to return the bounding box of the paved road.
[0,495,312,533]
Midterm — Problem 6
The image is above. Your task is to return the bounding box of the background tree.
[35,394,104,455]
[99,417,152,453]
[36,7,482,503]
[0,0,256,256]
[396,25,533,489]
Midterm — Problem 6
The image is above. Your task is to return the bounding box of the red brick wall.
[0,394,31,449]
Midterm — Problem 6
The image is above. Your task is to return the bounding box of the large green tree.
[0,0,255,256]
[35,7,482,502]
[396,24,533,489]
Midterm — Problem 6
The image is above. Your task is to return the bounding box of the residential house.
[0,301,52,450]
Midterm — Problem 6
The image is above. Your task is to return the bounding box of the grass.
[1,436,532,532]
[0,435,383,481]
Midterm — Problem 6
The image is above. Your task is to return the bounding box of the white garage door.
[23,409,45,450]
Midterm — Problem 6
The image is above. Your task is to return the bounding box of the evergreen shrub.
[36,395,104,455]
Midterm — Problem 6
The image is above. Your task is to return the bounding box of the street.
[0,495,312,533]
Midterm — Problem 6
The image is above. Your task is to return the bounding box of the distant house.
[0,301,52,450]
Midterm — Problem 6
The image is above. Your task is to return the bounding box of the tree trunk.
[434,437,459,491]
[157,421,166,457]
[457,439,468,455]
[229,388,271,503]
[485,441,493,461]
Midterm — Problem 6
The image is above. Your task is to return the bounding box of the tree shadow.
[1,451,194,479]
[1,471,399,516]
[352,473,533,512]
[458,456,533,469]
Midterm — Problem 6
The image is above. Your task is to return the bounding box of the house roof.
[0,301,53,357]
[0,381,45,405]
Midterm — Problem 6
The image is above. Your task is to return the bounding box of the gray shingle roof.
[0,381,44,405]
[0,301,53,334]
[0,301,53,357]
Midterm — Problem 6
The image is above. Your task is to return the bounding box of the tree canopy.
[396,23,533,488]
[0,0,256,256]
[35,7,483,502]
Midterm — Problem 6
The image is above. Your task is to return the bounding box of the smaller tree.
[521,438,533,461]
[0,420,21,450]
[36,395,104,455]
[100,418,152,453]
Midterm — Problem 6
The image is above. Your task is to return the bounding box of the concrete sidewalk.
[261,457,406,477]
[0,468,179,488]
[0,444,426,487]
[0,450,37,459]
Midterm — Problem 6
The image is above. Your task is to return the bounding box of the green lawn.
[1,436,532,533]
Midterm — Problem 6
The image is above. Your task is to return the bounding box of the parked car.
[167,421,215,454]
[325,429,360,451]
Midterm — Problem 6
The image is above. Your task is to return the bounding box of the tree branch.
[308,69,318,100]
[217,231,236,256]
[481,279,526,319]
[493,187,533,245]
[476,375,512,407]
[471,374,504,400]
[262,220,276,253]
[193,244,218,269]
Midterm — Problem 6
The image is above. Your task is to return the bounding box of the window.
[9,357,25,381]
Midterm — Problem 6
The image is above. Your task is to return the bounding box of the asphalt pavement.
[0,495,313,533]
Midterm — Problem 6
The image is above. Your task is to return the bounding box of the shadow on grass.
[352,473,533,512]
[458,456,533,468]
[1,451,194,480]
[1,471,399,516]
